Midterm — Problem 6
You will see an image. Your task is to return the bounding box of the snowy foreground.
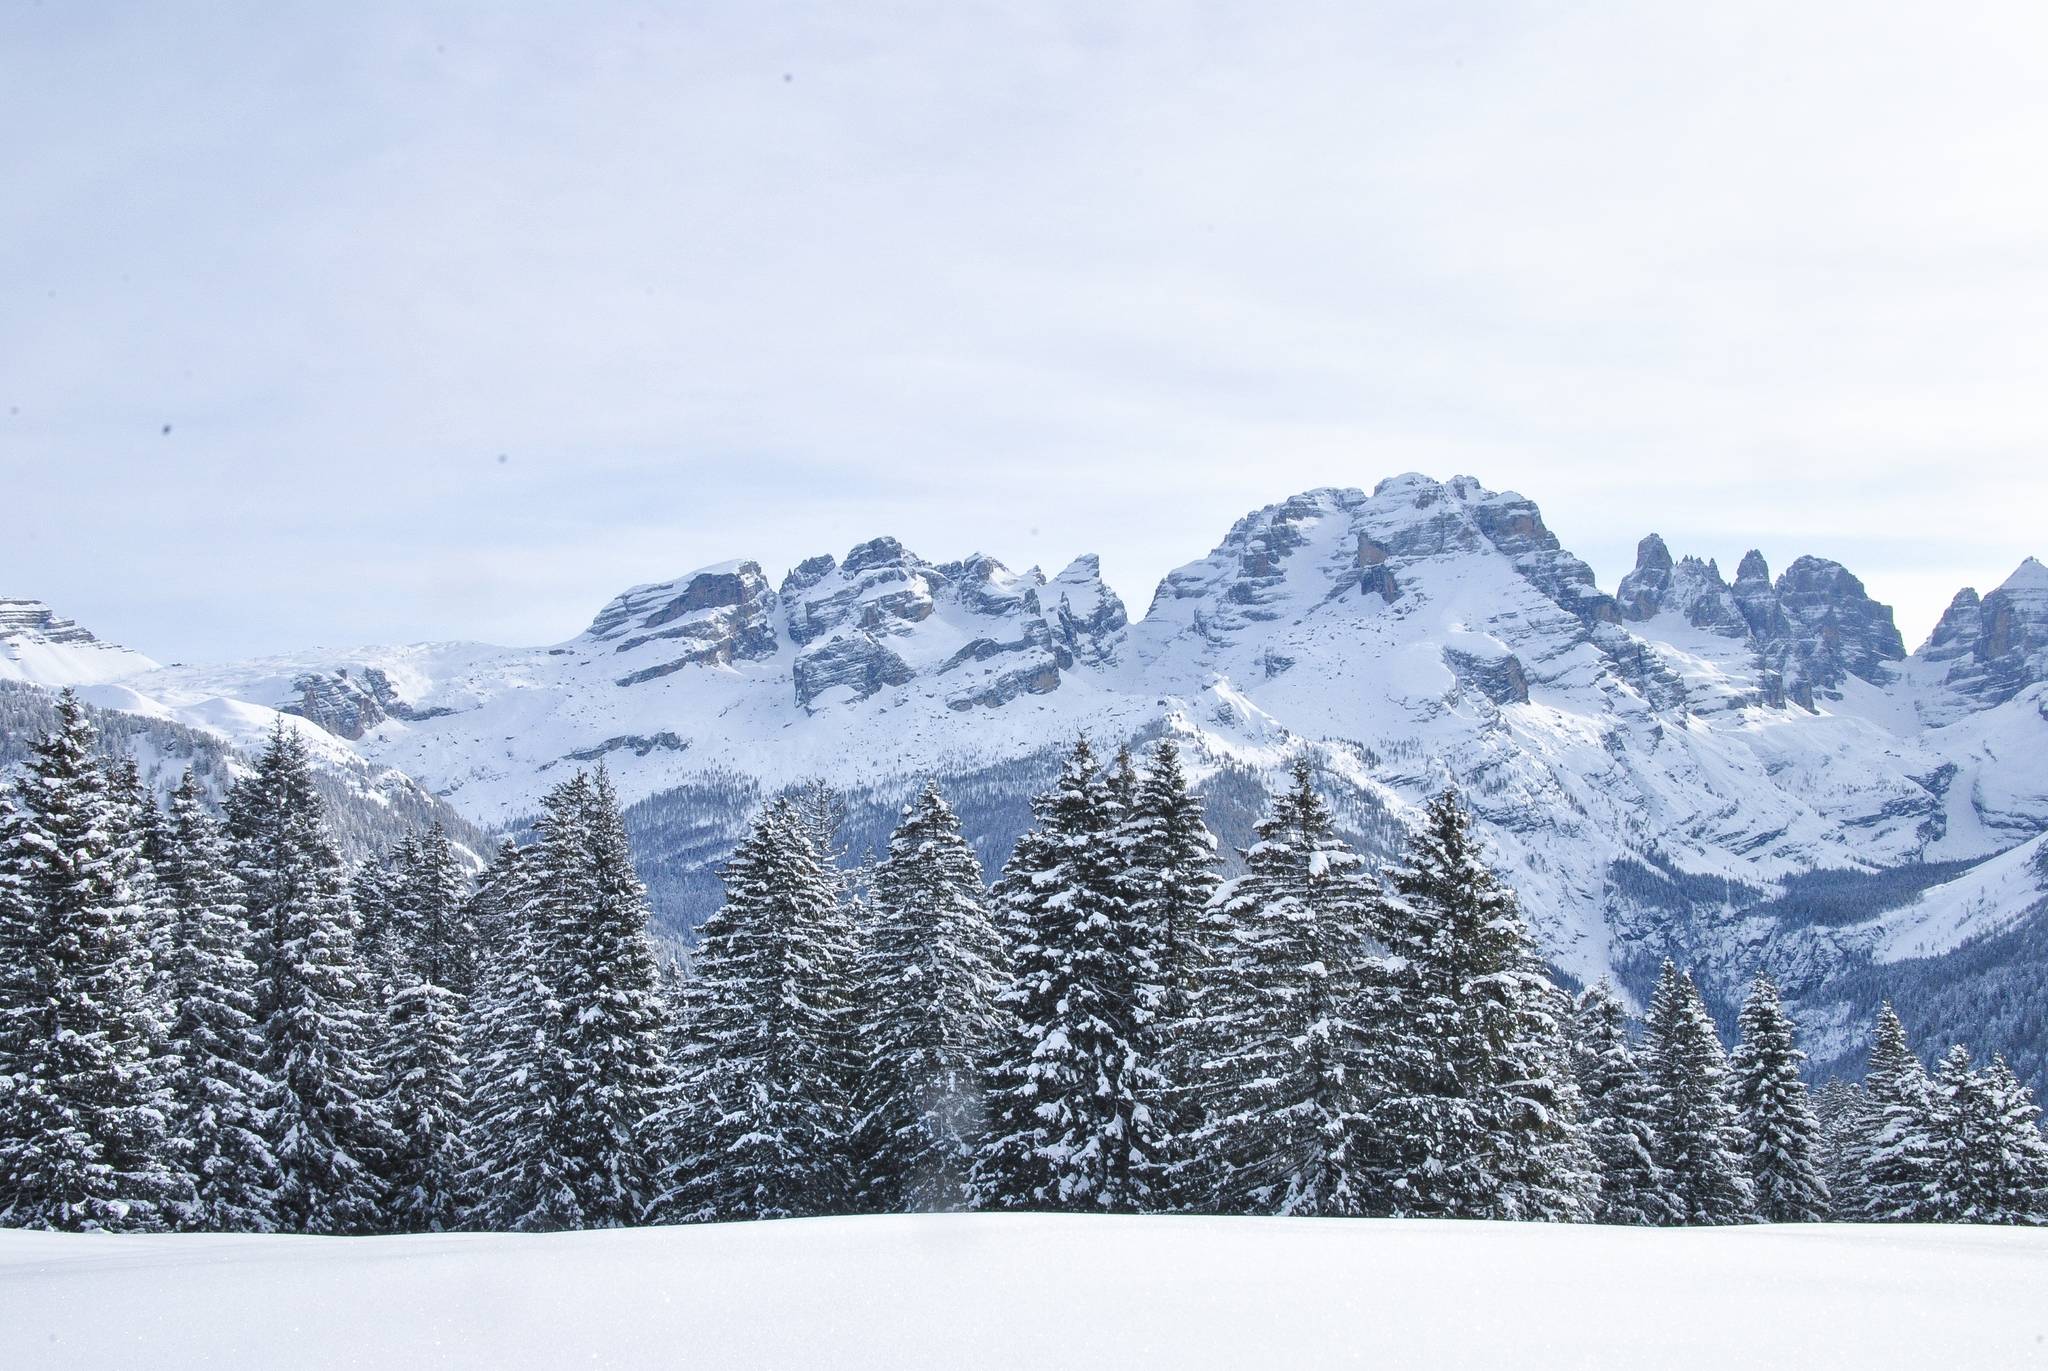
[3,1215,2046,1370]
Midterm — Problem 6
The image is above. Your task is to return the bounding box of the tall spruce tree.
[1571,980,1673,1225]
[1641,962,1753,1224]
[849,781,1007,1212]
[1121,739,1221,1209]
[537,770,672,1227]
[1728,973,1829,1222]
[974,739,1163,1213]
[0,693,178,1231]
[1859,1003,1938,1222]
[156,772,277,1230]
[371,823,475,1232]
[1184,759,1378,1216]
[459,839,581,1231]
[655,798,855,1221]
[229,722,389,1234]
[1372,790,1594,1221]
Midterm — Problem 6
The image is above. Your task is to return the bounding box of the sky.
[3,1,2045,663]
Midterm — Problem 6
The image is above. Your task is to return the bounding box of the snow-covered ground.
[2,1215,2044,1370]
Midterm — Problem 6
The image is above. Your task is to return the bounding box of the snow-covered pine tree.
[397,823,475,998]
[1728,973,1829,1222]
[1978,1055,2048,1225]
[1123,738,1221,1210]
[156,771,277,1231]
[534,769,671,1228]
[349,836,412,1005]
[229,721,390,1235]
[849,780,1007,1213]
[972,739,1163,1213]
[653,797,855,1221]
[1641,961,1754,1224]
[1371,790,1594,1221]
[1859,1003,1939,1223]
[379,964,471,1232]
[1184,759,1377,1216]
[1925,1044,1996,1223]
[0,692,178,1231]
[459,838,580,1232]
[371,822,475,1231]
[1809,1079,1871,1220]
[1571,979,1673,1226]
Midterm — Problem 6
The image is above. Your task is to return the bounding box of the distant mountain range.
[7,474,2046,1087]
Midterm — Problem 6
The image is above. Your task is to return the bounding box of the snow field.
[3,1215,2045,1371]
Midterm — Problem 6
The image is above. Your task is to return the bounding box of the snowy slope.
[3,1216,2045,1371]
[18,473,2048,1019]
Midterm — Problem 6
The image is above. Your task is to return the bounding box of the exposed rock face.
[280,666,453,740]
[779,538,1129,711]
[589,561,780,684]
[1761,556,1907,708]
[1442,647,1531,706]
[1919,558,2048,719]
[1616,535,1747,638]
[0,598,101,645]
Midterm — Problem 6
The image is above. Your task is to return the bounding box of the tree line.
[1,691,2043,1232]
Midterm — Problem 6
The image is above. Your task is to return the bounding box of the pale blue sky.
[3,2,2045,661]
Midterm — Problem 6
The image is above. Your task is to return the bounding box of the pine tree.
[1571,980,1673,1225]
[1859,1003,1938,1222]
[1642,962,1753,1224]
[371,823,475,1232]
[0,691,178,1231]
[1924,1046,2048,1225]
[156,772,277,1230]
[535,769,672,1228]
[1978,1056,2048,1225]
[849,781,1007,1212]
[1184,760,1377,1216]
[1728,973,1829,1222]
[460,839,580,1231]
[975,739,1163,1213]
[229,722,389,1234]
[654,798,855,1221]
[1810,1079,1871,1220]
[1121,739,1221,1209]
[379,967,472,1232]
[1372,790,1594,1221]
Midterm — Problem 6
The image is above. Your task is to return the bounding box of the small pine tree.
[1859,1003,1938,1223]
[0,692,178,1231]
[849,781,1007,1213]
[1186,759,1378,1216]
[230,722,390,1235]
[1810,1079,1871,1220]
[1121,739,1221,1209]
[654,798,855,1222]
[1371,790,1594,1221]
[1728,973,1829,1222]
[156,772,278,1231]
[1642,961,1753,1224]
[972,739,1163,1213]
[1571,980,1674,1226]
[1925,1046,2048,1225]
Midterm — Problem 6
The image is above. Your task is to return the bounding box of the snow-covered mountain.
[10,474,2048,1081]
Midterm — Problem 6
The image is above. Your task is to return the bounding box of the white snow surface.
[2,1215,2045,1371]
